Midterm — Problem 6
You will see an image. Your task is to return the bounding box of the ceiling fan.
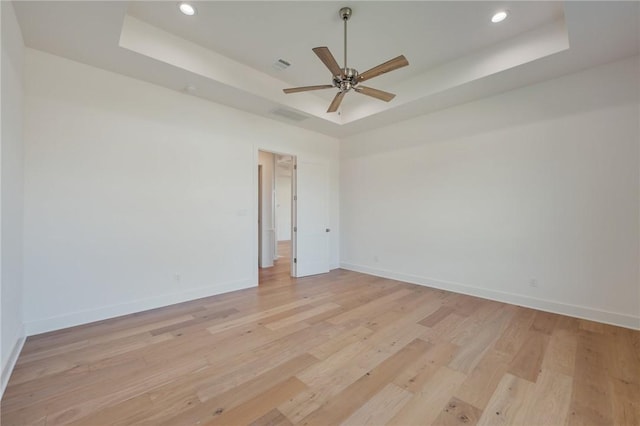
[283,7,409,113]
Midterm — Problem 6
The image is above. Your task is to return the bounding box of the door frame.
[257,164,263,268]
[254,148,297,283]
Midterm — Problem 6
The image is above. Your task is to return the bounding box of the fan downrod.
[339,7,352,73]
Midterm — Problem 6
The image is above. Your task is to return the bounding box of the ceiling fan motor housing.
[333,68,359,92]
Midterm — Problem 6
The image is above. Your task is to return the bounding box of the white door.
[295,160,330,277]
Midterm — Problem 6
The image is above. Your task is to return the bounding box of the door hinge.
[294,227,297,232]
[294,258,297,263]
[294,165,297,170]
[294,195,297,201]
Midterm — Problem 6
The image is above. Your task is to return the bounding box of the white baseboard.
[1,327,26,399]
[340,262,640,330]
[25,279,256,336]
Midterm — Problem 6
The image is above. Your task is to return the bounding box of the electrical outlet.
[373,255,379,263]
[529,278,538,288]
[174,273,182,284]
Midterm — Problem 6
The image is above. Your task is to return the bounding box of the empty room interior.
[1,1,639,425]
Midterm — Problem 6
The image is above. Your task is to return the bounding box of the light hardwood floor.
[2,257,639,425]
[258,240,293,286]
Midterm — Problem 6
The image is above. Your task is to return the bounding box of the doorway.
[258,150,296,283]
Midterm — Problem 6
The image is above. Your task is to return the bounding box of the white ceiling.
[126,2,563,94]
[13,1,640,138]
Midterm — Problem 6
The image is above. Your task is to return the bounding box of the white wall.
[341,56,640,329]
[1,1,25,394]
[258,150,275,267]
[23,49,339,335]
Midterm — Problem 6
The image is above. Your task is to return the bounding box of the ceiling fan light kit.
[283,7,409,113]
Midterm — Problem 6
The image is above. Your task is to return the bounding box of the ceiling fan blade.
[354,86,396,102]
[283,85,334,94]
[327,91,346,113]
[357,55,409,83]
[313,47,344,77]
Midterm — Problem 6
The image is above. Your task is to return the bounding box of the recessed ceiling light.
[491,10,508,23]
[179,3,196,16]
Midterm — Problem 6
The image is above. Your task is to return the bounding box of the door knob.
[326,228,331,232]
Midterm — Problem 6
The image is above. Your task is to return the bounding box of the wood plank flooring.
[2,254,639,425]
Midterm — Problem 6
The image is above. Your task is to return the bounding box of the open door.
[290,156,297,277]
[295,160,330,277]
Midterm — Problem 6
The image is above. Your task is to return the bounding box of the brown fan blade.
[357,55,409,83]
[327,91,346,113]
[283,85,334,94]
[313,47,344,77]
[354,86,396,102]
